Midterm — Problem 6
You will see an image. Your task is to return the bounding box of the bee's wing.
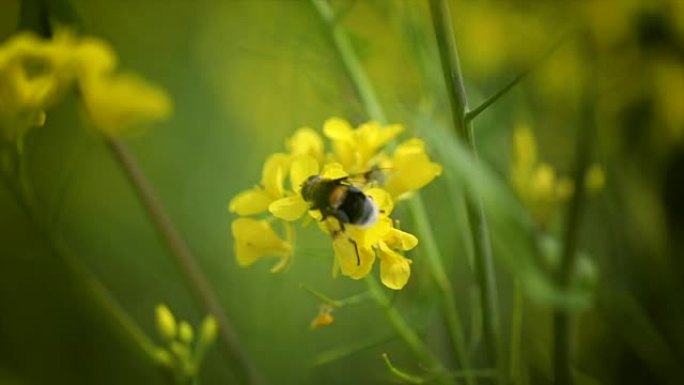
[343,168,392,188]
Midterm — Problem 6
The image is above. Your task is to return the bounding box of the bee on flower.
[229,118,442,290]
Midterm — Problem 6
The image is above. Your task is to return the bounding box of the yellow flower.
[510,123,576,225]
[0,33,59,141]
[323,117,403,172]
[229,118,432,289]
[79,72,172,137]
[229,153,290,216]
[231,218,292,272]
[286,127,325,164]
[328,187,414,287]
[381,138,443,199]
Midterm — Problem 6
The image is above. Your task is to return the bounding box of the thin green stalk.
[552,70,595,385]
[407,197,472,378]
[106,138,259,385]
[429,0,503,382]
[365,277,450,384]
[464,35,566,123]
[0,152,166,367]
[311,0,473,381]
[509,281,526,385]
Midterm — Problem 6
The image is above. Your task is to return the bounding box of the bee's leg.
[347,237,361,266]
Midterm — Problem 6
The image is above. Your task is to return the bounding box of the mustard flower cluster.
[229,118,442,290]
[510,123,604,226]
[0,29,171,142]
[154,304,218,382]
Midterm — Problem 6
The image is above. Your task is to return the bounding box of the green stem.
[312,0,473,381]
[465,35,568,123]
[407,197,473,381]
[365,277,450,384]
[509,281,526,385]
[0,150,166,367]
[106,138,259,385]
[552,63,595,385]
[311,0,386,124]
[429,0,503,382]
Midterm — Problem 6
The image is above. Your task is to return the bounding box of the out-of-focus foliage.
[1,1,683,385]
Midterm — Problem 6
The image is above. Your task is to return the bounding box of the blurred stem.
[0,147,167,368]
[382,353,427,384]
[407,197,472,378]
[465,36,566,123]
[509,281,526,385]
[365,277,450,384]
[312,0,473,381]
[429,0,503,382]
[106,138,259,385]
[552,67,595,385]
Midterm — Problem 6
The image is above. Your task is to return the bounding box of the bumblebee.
[300,173,381,265]
[300,174,379,229]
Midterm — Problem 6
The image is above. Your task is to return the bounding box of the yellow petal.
[269,195,309,221]
[73,37,118,78]
[358,216,392,247]
[378,242,412,290]
[384,228,419,251]
[365,187,394,215]
[290,155,319,193]
[287,127,324,162]
[513,123,537,171]
[356,121,403,155]
[322,117,353,140]
[231,218,292,267]
[80,72,172,137]
[228,187,272,215]
[320,162,348,180]
[261,153,290,198]
[531,163,557,201]
[324,118,355,168]
[333,236,375,280]
[384,140,442,198]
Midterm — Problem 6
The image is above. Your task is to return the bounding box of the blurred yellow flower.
[584,164,605,194]
[0,30,172,141]
[231,217,292,272]
[0,33,58,141]
[178,321,194,344]
[286,127,325,164]
[80,73,172,137]
[155,303,178,341]
[511,124,574,225]
[151,304,217,382]
[511,123,605,225]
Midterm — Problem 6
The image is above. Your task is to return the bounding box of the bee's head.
[300,175,321,202]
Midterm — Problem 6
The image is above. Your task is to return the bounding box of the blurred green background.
[1,1,684,384]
